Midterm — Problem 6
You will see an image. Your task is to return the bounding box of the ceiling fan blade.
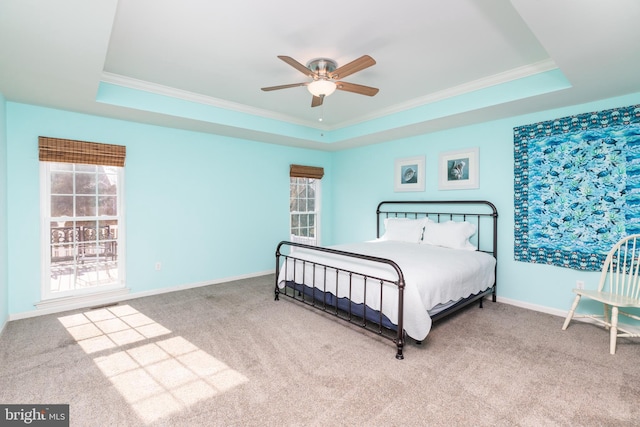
[261,82,307,91]
[311,95,324,107]
[336,81,379,97]
[329,55,376,80]
[278,55,315,77]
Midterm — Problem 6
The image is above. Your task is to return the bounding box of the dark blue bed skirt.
[284,280,397,331]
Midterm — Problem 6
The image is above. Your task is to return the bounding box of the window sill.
[35,287,131,312]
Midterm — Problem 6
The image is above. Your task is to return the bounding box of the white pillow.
[380,217,428,243]
[422,220,477,250]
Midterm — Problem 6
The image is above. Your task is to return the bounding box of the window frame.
[40,161,126,301]
[289,177,321,246]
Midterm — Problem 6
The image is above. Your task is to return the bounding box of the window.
[289,164,323,246]
[39,137,125,301]
[290,178,320,245]
[290,177,320,246]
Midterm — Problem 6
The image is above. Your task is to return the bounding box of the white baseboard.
[8,270,272,321]
[495,296,568,318]
[34,287,132,312]
[496,295,640,334]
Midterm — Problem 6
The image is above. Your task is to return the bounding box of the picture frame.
[394,156,425,192]
[438,147,479,190]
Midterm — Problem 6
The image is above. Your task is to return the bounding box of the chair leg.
[562,294,581,330]
[603,304,611,330]
[610,306,618,355]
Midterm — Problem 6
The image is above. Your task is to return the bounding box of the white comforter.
[277,240,496,340]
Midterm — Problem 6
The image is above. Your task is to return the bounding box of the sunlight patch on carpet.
[58,305,248,424]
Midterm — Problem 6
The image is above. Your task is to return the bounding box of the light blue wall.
[5,103,332,315]
[4,91,640,318]
[331,92,640,314]
[0,93,8,329]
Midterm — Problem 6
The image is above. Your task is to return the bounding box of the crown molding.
[101,58,558,135]
[100,72,327,130]
[326,58,560,130]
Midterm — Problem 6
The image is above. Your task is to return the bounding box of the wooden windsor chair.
[562,234,640,354]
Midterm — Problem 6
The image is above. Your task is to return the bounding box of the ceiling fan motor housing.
[306,58,337,79]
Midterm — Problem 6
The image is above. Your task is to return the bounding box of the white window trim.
[290,178,321,246]
[39,162,127,303]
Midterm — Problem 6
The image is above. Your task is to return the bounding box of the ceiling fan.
[261,55,379,107]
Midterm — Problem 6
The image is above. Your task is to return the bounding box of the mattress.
[277,240,496,340]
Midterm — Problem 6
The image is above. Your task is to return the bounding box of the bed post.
[395,278,405,360]
[376,204,383,239]
[490,201,498,303]
[274,242,283,301]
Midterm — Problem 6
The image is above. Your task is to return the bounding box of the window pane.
[97,226,110,241]
[98,220,117,240]
[81,243,100,258]
[97,262,118,284]
[50,222,77,243]
[51,172,73,194]
[52,243,76,261]
[98,222,117,259]
[98,173,118,195]
[80,221,99,242]
[50,222,78,263]
[98,196,117,216]
[51,195,73,217]
[75,173,96,195]
[75,195,96,216]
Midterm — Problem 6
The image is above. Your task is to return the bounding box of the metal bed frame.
[275,200,498,359]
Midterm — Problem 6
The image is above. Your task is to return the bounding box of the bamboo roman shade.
[39,136,126,167]
[290,164,324,179]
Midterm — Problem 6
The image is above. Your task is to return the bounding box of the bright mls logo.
[1,405,69,426]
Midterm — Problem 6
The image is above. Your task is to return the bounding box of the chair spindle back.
[600,234,640,301]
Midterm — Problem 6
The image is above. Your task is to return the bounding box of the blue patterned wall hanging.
[514,104,640,271]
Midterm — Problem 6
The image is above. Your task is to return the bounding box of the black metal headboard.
[376,200,498,258]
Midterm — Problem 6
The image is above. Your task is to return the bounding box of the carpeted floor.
[0,274,638,426]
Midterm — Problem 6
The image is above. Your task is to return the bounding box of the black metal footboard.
[275,200,498,360]
[275,241,407,359]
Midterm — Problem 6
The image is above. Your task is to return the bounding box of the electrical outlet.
[576,280,585,290]
[155,262,162,271]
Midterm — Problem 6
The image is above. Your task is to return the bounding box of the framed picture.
[394,156,425,192]
[438,147,479,190]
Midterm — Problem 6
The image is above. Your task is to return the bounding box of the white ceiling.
[1,0,639,150]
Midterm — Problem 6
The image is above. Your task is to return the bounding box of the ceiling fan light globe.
[308,80,337,97]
